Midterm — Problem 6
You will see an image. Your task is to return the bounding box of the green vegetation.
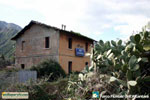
[0,59,68,100]
[0,67,19,95]
[5,77,68,100]
[1,21,150,99]
[1,71,79,100]
[30,59,66,81]
[0,54,13,69]
[0,21,21,58]
[67,26,150,99]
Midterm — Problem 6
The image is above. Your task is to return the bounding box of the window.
[68,38,72,49]
[45,37,50,48]
[85,62,88,66]
[21,41,25,51]
[21,64,25,69]
[68,61,72,74]
[85,42,88,52]
[85,62,89,71]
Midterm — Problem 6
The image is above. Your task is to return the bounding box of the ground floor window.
[21,64,25,69]
[68,61,72,74]
[85,62,88,66]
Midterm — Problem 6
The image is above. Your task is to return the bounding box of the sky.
[0,0,150,41]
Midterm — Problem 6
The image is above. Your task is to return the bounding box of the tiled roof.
[11,20,95,41]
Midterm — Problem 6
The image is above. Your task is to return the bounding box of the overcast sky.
[0,0,150,41]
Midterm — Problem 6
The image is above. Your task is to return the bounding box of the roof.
[11,20,95,41]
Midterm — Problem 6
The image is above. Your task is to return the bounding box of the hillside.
[0,21,22,58]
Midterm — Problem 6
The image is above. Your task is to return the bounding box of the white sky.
[0,0,150,41]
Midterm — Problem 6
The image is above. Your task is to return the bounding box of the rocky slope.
[0,21,22,58]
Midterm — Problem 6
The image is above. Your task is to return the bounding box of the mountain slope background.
[0,21,22,58]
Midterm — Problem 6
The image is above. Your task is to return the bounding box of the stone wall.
[15,24,59,68]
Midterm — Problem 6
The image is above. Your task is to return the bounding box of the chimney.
[62,24,64,30]
[64,25,66,30]
[61,24,66,30]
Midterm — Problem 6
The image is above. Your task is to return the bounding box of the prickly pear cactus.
[91,27,150,95]
[67,25,150,99]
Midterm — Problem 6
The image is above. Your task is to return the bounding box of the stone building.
[12,21,95,73]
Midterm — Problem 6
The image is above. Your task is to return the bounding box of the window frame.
[45,36,50,48]
[85,62,88,66]
[21,64,25,69]
[68,37,72,49]
[85,42,88,52]
[68,61,72,74]
[21,41,25,51]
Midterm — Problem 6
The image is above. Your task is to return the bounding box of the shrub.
[0,54,11,69]
[67,26,150,99]
[30,59,66,81]
[5,78,68,100]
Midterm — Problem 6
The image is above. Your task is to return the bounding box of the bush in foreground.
[0,55,11,69]
[67,26,150,99]
[5,78,68,100]
[30,59,66,81]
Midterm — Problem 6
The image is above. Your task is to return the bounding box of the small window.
[85,62,88,66]
[85,42,88,52]
[45,37,50,48]
[85,62,89,71]
[68,38,72,49]
[68,61,72,74]
[21,41,25,51]
[21,64,25,69]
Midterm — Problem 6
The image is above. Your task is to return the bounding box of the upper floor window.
[68,38,72,49]
[85,42,88,52]
[21,41,25,51]
[45,37,50,48]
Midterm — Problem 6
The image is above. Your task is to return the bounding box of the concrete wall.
[0,70,37,93]
[59,31,93,73]
[18,70,37,83]
[15,24,59,68]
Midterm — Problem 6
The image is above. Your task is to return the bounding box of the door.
[68,61,72,74]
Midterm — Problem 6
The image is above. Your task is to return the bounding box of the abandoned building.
[12,21,95,73]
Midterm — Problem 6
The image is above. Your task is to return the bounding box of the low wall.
[0,70,37,93]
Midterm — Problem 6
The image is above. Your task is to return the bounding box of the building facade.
[12,21,94,73]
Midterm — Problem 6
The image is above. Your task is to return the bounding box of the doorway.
[68,61,72,74]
